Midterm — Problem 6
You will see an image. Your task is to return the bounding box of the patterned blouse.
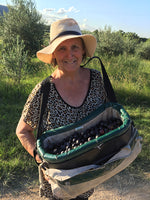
[22,68,107,132]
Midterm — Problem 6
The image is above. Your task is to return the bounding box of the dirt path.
[1,170,150,200]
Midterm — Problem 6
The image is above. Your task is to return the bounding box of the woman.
[16,18,107,200]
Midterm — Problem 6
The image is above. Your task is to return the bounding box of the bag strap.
[81,56,117,103]
[34,77,51,164]
[36,77,51,139]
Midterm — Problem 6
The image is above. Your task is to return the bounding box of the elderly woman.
[16,18,107,200]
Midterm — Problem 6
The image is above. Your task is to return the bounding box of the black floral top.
[22,68,107,132]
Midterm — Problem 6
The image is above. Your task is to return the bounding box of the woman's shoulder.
[25,77,49,102]
[30,82,42,97]
[31,76,52,95]
[89,68,102,79]
[89,68,101,74]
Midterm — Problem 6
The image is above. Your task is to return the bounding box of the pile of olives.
[44,118,122,155]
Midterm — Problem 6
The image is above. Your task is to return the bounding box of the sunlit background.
[1,0,150,38]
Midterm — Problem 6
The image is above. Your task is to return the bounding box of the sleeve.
[21,82,42,129]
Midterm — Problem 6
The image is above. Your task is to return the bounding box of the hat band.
[50,31,82,44]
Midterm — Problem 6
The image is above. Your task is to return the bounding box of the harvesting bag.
[38,131,141,199]
[37,102,135,169]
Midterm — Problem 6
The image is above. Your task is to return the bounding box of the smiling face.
[53,38,85,73]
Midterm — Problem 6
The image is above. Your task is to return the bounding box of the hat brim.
[37,34,97,64]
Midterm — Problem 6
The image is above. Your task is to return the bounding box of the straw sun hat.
[37,18,97,64]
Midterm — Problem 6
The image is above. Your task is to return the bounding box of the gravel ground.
[1,170,150,200]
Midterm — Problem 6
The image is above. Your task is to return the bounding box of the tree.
[136,39,150,60]
[118,31,140,55]
[1,0,45,56]
[96,26,125,57]
[1,36,28,84]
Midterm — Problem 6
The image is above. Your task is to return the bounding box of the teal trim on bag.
[37,102,131,163]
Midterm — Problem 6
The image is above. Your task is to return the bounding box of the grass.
[108,56,150,173]
[0,61,54,189]
[0,55,150,191]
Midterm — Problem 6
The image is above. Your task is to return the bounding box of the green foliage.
[119,31,140,41]
[122,33,140,54]
[120,31,145,55]
[123,37,139,54]
[0,16,3,36]
[94,26,125,57]
[104,55,150,105]
[1,36,28,84]
[42,31,50,47]
[136,39,150,60]
[0,39,2,58]
[1,0,45,56]
[93,28,145,57]
[0,55,150,189]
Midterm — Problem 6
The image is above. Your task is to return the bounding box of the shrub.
[94,27,125,57]
[1,36,28,84]
[1,0,45,56]
[136,39,150,60]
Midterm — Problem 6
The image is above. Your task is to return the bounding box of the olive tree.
[1,0,45,56]
[136,39,150,60]
[95,26,125,57]
[1,36,28,84]
[118,31,140,55]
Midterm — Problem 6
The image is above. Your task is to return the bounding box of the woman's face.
[53,38,85,73]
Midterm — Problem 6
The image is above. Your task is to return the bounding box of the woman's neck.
[52,67,83,84]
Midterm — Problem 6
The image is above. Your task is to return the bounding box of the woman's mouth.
[64,60,76,64]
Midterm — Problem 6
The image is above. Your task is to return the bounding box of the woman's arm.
[16,116,42,163]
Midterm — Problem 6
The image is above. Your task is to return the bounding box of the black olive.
[95,134,99,139]
[99,129,105,135]
[44,117,123,155]
[53,148,58,154]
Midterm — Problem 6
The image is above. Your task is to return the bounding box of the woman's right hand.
[35,153,43,164]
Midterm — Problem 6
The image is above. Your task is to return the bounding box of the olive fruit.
[44,118,122,155]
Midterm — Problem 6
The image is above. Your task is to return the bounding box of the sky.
[1,0,150,38]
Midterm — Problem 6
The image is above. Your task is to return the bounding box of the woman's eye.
[72,45,79,50]
[58,46,66,51]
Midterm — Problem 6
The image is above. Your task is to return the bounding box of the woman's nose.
[66,49,73,58]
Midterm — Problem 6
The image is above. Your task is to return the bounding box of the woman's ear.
[82,52,86,62]
[52,53,55,59]
[51,53,57,67]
